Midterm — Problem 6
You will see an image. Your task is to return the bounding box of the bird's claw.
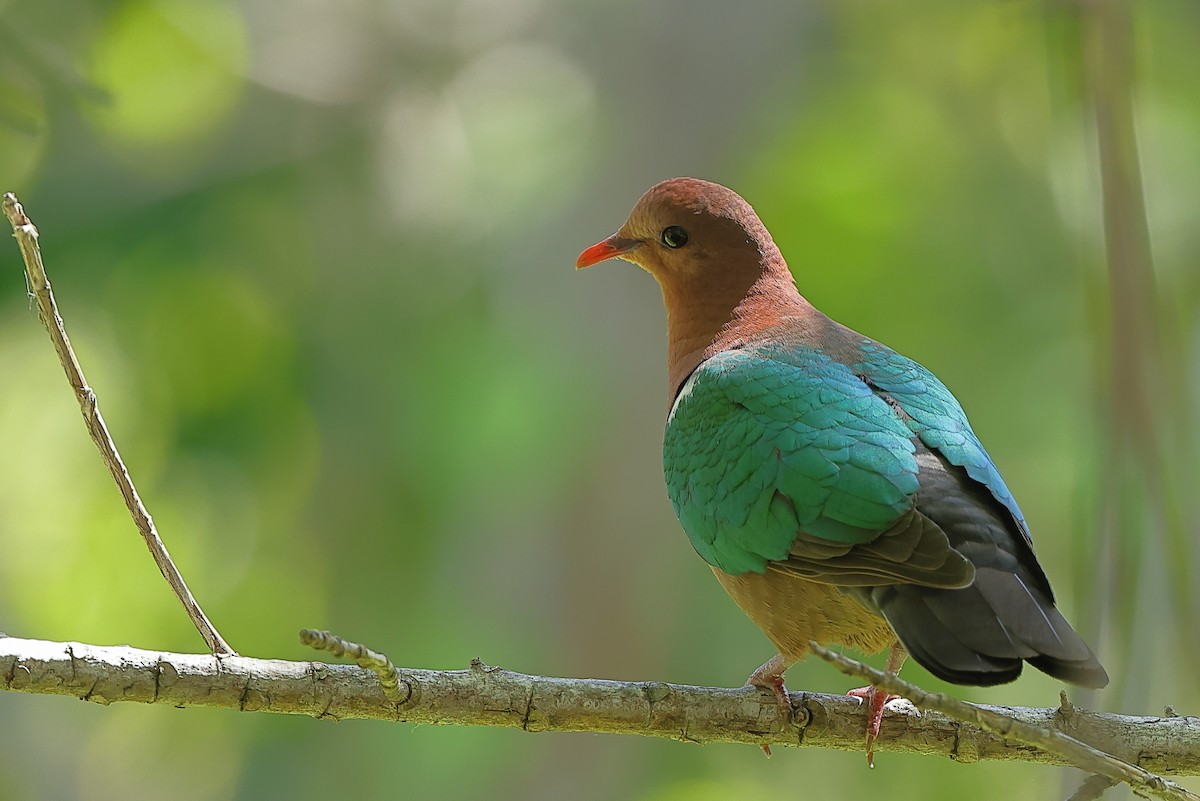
[748,667,795,758]
[751,672,794,718]
[847,685,902,768]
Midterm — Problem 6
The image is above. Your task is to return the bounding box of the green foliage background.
[0,1,1197,799]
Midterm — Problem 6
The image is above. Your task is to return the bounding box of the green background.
[0,1,1196,799]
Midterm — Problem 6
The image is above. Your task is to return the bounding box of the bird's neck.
[663,264,811,401]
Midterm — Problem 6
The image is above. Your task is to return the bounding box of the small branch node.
[641,681,672,707]
[2,192,32,228]
[469,657,501,674]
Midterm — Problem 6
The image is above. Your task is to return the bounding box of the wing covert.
[853,341,1030,542]
[664,347,921,575]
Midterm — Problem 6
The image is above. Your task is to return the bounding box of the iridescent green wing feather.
[663,347,921,576]
[852,341,1031,542]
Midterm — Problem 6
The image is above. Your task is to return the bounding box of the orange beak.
[576,235,642,269]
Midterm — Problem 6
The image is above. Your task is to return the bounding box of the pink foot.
[847,685,902,768]
[756,673,794,720]
[747,654,795,757]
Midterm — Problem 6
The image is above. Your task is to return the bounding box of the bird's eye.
[660,225,689,249]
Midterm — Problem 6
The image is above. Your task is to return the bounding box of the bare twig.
[2,635,1198,774]
[810,642,1198,801]
[300,629,410,704]
[2,193,234,656]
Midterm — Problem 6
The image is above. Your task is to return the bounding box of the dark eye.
[660,225,689,249]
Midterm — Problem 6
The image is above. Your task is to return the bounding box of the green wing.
[854,341,1031,544]
[664,347,925,576]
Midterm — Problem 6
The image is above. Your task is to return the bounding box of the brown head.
[577,177,805,398]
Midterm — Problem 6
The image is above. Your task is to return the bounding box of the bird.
[576,177,1108,763]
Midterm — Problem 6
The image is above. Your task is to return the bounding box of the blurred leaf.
[85,0,246,158]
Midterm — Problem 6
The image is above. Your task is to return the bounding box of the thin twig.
[2,193,234,656]
[809,642,1198,801]
[300,629,410,704]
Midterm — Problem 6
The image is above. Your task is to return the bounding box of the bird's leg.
[748,652,794,718]
[846,641,909,767]
[747,653,796,756]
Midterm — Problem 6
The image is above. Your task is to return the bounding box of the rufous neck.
[662,265,802,400]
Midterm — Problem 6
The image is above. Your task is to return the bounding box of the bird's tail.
[872,570,1108,688]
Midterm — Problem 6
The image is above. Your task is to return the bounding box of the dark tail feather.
[1027,653,1108,689]
[873,585,1023,685]
[871,569,1108,689]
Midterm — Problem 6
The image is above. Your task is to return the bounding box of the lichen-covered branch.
[2,634,1197,777]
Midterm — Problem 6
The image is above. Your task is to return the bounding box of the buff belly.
[712,567,897,661]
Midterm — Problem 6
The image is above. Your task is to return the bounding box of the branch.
[2,634,1197,779]
[2,192,234,656]
[812,643,1199,801]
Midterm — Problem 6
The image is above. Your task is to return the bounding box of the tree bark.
[2,635,1197,776]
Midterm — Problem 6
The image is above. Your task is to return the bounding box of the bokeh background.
[0,0,1197,799]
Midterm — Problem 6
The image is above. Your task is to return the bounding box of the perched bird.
[577,178,1107,762]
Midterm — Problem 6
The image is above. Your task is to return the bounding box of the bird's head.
[575,177,786,289]
[577,178,800,394]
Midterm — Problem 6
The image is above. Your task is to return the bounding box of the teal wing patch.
[663,348,921,575]
[854,341,1030,539]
